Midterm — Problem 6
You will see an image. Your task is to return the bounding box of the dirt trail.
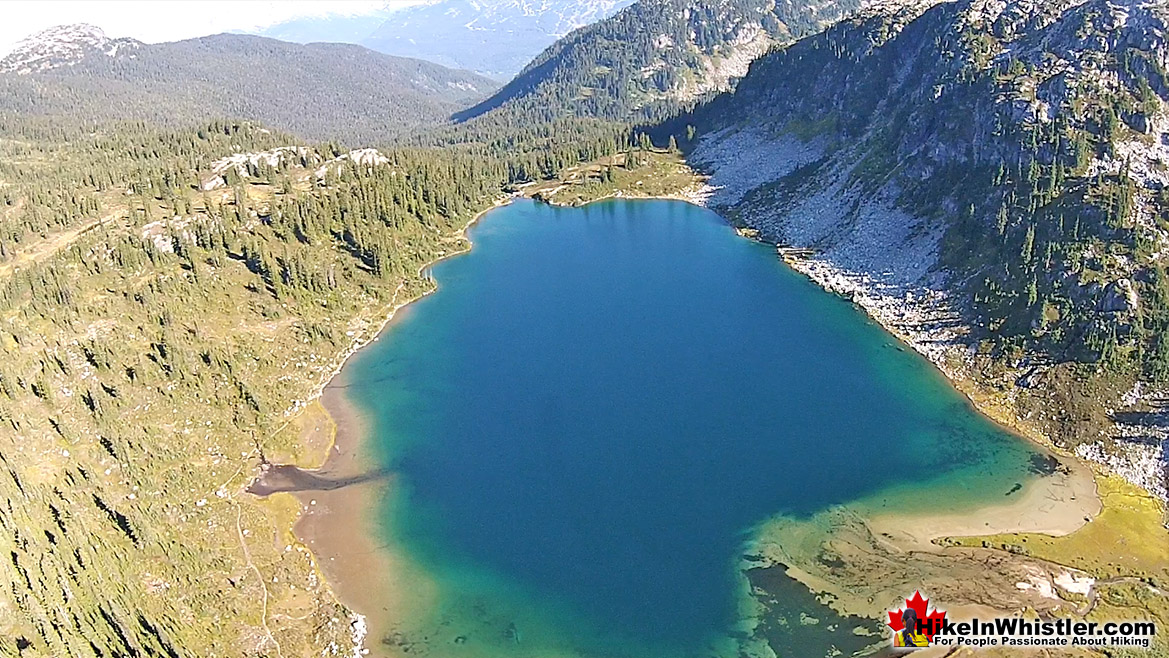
[236,504,284,658]
[0,210,124,279]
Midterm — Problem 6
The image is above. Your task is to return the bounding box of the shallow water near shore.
[340,199,1044,657]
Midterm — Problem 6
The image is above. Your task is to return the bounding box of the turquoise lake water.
[342,199,1042,657]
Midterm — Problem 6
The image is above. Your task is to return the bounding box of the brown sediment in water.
[288,381,417,655]
[246,460,391,497]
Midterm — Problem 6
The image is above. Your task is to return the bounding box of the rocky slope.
[684,0,1169,500]
[0,25,498,144]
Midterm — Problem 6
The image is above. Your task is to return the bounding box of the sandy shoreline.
[249,195,515,656]
[863,453,1101,553]
[291,383,387,643]
[292,381,440,657]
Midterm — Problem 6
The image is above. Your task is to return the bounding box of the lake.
[340,199,1040,657]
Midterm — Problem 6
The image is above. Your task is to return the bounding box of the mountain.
[453,0,863,123]
[360,0,636,79]
[0,25,499,144]
[681,0,1169,495]
[0,23,141,74]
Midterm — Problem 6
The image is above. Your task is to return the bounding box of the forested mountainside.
[453,0,862,123]
[360,0,636,80]
[0,26,498,144]
[675,0,1169,496]
[0,112,639,656]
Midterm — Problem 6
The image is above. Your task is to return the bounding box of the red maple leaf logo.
[887,591,947,641]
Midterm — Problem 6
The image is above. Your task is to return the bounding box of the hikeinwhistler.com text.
[926,617,1157,649]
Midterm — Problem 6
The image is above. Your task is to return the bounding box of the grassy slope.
[0,137,480,656]
[945,476,1169,656]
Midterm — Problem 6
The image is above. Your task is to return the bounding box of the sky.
[0,1,429,57]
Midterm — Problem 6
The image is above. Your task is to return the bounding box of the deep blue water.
[342,199,1040,657]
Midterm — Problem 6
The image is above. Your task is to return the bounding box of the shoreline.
[299,193,518,415]
[746,455,1104,632]
[558,192,1123,626]
[861,452,1101,553]
[527,182,714,209]
[260,189,1124,656]
[250,194,517,656]
[292,382,435,657]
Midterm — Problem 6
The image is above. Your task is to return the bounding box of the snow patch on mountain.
[0,24,141,75]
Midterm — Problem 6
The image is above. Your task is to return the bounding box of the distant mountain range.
[258,0,635,80]
[0,24,498,144]
[252,8,399,48]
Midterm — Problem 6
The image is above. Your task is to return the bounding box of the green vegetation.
[0,120,481,657]
[525,148,702,206]
[0,112,640,656]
